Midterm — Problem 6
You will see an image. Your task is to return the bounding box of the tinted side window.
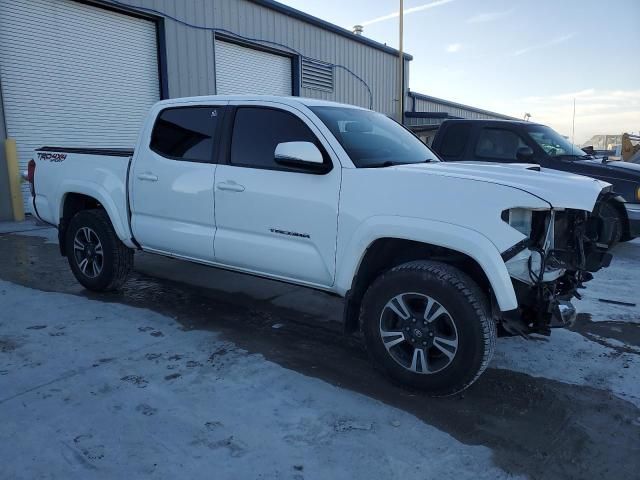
[439,123,471,159]
[150,107,221,162]
[230,107,321,169]
[475,128,528,161]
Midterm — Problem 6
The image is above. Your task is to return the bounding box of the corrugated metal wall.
[412,96,509,121]
[405,117,445,127]
[120,0,403,116]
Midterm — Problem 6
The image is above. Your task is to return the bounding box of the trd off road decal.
[37,152,67,162]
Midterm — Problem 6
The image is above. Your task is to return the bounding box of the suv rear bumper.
[625,203,640,238]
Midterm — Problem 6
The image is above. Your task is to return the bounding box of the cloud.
[513,33,576,56]
[361,0,455,27]
[466,10,512,24]
[523,89,596,103]
[446,43,461,53]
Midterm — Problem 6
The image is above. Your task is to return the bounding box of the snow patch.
[493,329,640,407]
[574,239,640,324]
[0,280,518,479]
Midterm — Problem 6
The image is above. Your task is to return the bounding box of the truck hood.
[584,158,640,178]
[398,161,610,211]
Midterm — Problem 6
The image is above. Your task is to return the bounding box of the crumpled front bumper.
[500,208,612,336]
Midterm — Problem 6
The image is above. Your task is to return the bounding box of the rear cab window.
[150,106,222,162]
[438,123,471,160]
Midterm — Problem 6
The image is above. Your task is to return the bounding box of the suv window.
[150,106,221,162]
[230,107,324,170]
[439,123,471,159]
[475,128,528,161]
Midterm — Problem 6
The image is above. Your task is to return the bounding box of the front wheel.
[359,260,496,396]
[65,209,133,291]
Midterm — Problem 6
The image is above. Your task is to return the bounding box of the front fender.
[334,215,518,312]
[57,180,134,248]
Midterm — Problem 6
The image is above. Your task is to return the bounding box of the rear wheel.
[65,209,133,291]
[359,260,496,396]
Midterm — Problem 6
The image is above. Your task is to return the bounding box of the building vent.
[301,58,334,92]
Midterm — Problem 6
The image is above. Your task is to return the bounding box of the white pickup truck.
[26,95,614,395]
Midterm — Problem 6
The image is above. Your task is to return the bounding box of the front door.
[213,102,341,287]
[131,104,227,261]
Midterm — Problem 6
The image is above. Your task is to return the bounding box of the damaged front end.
[500,203,614,336]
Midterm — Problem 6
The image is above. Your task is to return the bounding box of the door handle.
[137,172,158,182]
[216,181,245,192]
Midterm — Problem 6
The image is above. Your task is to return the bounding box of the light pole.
[397,0,404,123]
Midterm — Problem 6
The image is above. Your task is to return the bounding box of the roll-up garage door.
[215,40,292,96]
[0,0,160,211]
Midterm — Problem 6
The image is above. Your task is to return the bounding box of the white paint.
[213,100,341,286]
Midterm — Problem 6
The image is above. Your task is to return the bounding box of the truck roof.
[442,118,545,128]
[155,95,367,110]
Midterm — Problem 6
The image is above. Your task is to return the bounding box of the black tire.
[598,201,623,246]
[359,260,496,396]
[65,209,133,291]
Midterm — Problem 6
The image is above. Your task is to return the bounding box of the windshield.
[309,106,439,167]
[526,125,583,158]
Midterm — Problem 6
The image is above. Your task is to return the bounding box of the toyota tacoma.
[26,96,613,395]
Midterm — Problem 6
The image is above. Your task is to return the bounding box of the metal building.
[0,0,410,213]
[405,91,516,145]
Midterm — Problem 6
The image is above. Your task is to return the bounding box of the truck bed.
[32,146,134,245]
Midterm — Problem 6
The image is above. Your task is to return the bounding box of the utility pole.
[397,0,404,123]
[571,98,576,153]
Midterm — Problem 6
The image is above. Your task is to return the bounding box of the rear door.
[213,102,340,287]
[130,103,227,261]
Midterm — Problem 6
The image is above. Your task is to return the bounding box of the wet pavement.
[1,230,639,479]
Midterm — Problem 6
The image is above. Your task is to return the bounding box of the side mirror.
[274,141,328,172]
[516,146,535,163]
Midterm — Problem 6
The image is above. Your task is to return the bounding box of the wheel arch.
[343,238,498,333]
[58,187,134,255]
[337,218,518,334]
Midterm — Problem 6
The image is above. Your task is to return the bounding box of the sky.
[279,0,640,144]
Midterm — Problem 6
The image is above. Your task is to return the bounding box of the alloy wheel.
[73,227,104,278]
[379,292,459,374]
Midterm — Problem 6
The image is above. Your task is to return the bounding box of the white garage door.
[215,40,292,96]
[0,0,160,211]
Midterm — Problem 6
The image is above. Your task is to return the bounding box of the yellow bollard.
[4,139,25,221]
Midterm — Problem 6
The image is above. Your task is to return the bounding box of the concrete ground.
[1,219,639,479]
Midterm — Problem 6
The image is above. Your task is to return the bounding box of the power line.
[106,0,375,109]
